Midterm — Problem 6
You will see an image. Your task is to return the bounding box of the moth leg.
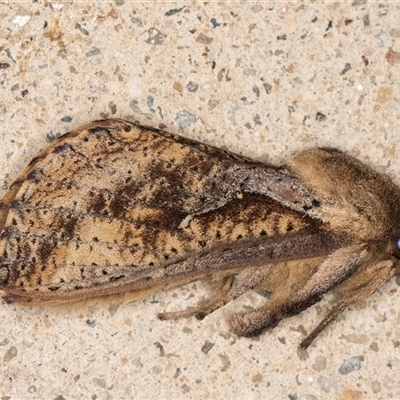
[300,259,395,349]
[159,264,274,321]
[230,245,367,338]
[158,274,234,321]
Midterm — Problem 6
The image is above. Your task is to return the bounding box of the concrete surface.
[1,1,400,399]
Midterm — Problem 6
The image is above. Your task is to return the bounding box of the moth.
[1,118,400,349]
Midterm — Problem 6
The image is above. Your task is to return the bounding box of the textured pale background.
[1,1,400,399]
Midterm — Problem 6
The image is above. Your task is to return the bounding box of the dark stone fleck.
[362,55,369,66]
[241,96,256,106]
[154,341,165,356]
[165,6,185,16]
[338,355,364,375]
[173,368,181,378]
[253,85,260,98]
[219,353,231,372]
[196,33,213,44]
[93,378,106,388]
[175,109,196,129]
[61,116,73,123]
[0,63,10,69]
[21,89,28,97]
[27,386,36,394]
[217,68,226,82]
[341,63,352,75]
[147,95,155,110]
[378,4,388,16]
[85,47,101,57]
[46,131,62,143]
[263,83,273,94]
[130,16,143,27]
[201,340,215,354]
[145,28,164,45]
[210,18,226,28]
[315,112,327,122]
[75,23,89,36]
[130,99,141,114]
[108,101,117,114]
[326,20,333,31]
[253,114,262,125]
[3,346,17,362]
[187,81,198,92]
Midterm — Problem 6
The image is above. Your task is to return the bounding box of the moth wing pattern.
[0,119,333,302]
[1,118,400,348]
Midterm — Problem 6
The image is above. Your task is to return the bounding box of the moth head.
[289,147,400,247]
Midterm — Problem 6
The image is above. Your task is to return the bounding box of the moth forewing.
[1,119,400,349]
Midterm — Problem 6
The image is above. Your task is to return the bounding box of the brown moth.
[1,118,400,349]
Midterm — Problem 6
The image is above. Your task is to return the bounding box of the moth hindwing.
[1,118,400,349]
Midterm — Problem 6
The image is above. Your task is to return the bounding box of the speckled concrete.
[1,2,400,399]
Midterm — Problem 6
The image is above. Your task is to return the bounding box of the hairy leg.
[158,256,322,321]
[230,245,368,339]
[300,259,394,349]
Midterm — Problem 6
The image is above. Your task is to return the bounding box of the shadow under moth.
[1,118,400,349]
